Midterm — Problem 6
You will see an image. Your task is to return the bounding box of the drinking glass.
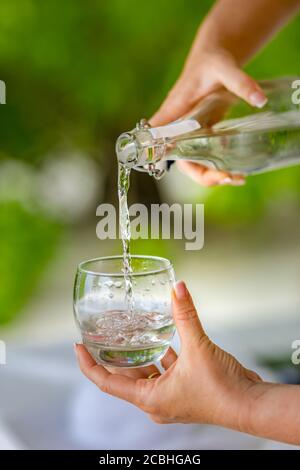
[73,255,176,367]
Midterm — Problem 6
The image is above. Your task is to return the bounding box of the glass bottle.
[116,77,300,179]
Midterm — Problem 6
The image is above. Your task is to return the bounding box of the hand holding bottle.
[151,0,300,186]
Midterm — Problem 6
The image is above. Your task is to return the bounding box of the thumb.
[172,281,206,348]
[215,59,267,108]
[150,86,193,127]
[150,97,190,127]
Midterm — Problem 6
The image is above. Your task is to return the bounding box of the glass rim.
[77,255,173,277]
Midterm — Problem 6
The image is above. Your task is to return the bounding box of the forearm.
[190,0,300,65]
[241,382,300,444]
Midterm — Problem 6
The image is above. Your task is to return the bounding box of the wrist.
[212,377,264,434]
[235,379,272,436]
[191,18,235,63]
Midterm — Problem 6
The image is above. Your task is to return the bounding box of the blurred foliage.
[0,0,212,161]
[0,201,60,324]
[0,0,300,321]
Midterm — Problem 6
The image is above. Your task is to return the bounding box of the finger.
[215,61,267,108]
[176,161,245,187]
[149,414,170,424]
[75,344,146,405]
[161,347,178,370]
[172,281,206,348]
[75,343,110,380]
[138,364,160,378]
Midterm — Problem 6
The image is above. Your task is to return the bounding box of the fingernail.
[73,342,78,354]
[219,177,232,185]
[249,91,268,109]
[174,280,187,300]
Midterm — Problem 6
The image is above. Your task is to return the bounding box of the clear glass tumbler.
[73,255,176,367]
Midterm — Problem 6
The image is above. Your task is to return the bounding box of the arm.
[151,0,300,187]
[75,281,300,445]
[194,0,300,67]
[242,382,300,444]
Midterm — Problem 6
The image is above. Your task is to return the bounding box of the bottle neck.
[116,120,168,178]
[116,118,201,178]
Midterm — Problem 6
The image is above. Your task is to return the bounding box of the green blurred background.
[0,0,300,326]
